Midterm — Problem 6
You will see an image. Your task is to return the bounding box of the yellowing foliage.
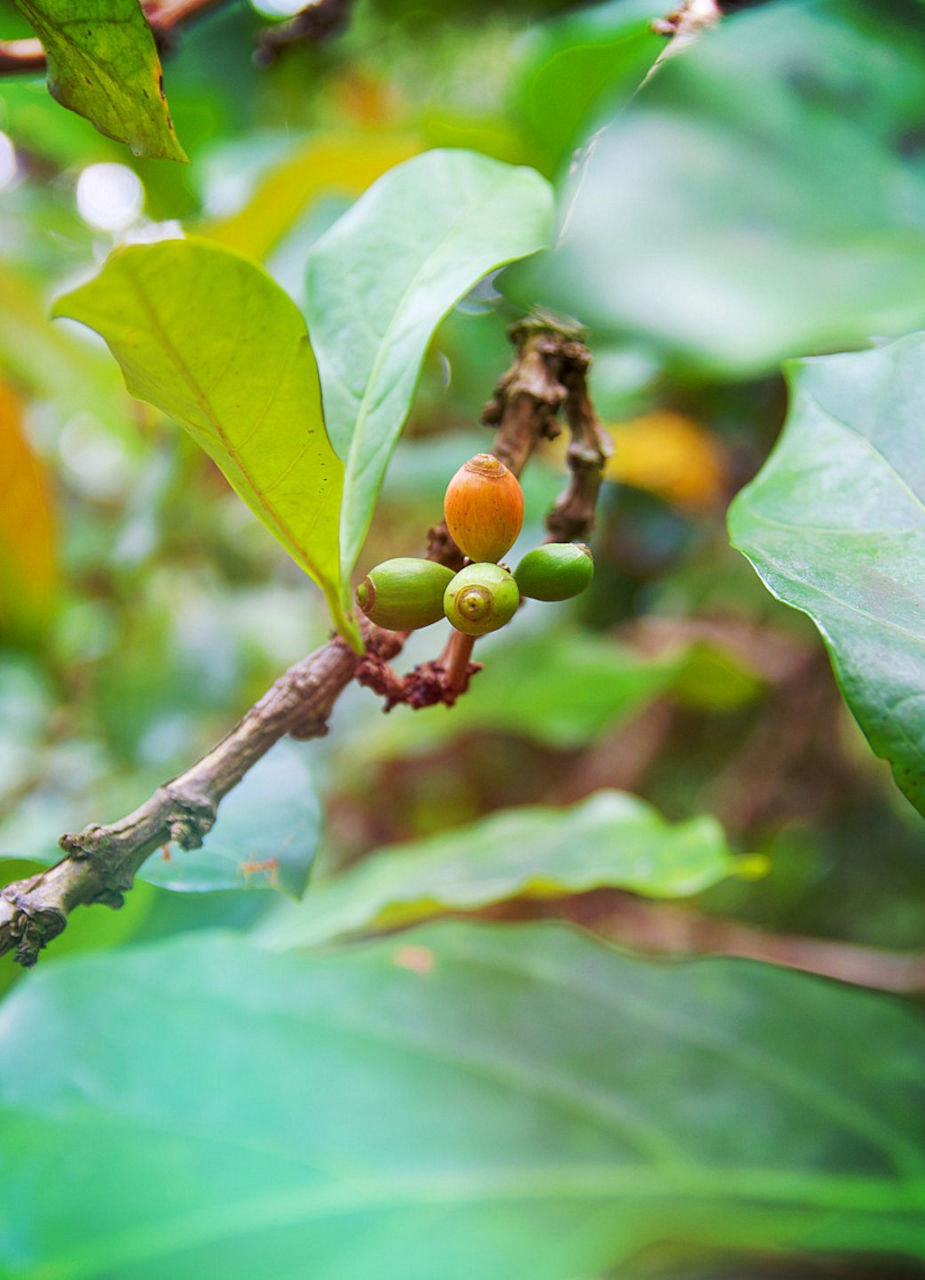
[603,411,729,512]
[0,378,56,642]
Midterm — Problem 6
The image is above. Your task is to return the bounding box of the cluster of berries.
[356,453,593,637]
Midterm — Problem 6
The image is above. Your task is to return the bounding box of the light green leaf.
[304,149,554,580]
[261,790,742,948]
[2,923,924,1279]
[508,0,925,376]
[729,331,925,820]
[52,237,359,648]
[14,0,187,161]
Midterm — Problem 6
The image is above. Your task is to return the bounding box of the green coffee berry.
[443,562,520,636]
[514,542,594,601]
[356,558,455,631]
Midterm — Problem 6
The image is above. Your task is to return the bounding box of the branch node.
[164,784,218,850]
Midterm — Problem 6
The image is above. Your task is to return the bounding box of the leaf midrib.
[21,1146,925,1280]
[121,253,325,583]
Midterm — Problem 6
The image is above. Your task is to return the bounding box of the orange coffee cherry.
[443,453,524,564]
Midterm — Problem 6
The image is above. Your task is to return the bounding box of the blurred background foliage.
[0,0,923,1274]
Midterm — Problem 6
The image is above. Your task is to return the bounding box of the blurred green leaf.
[206,130,422,260]
[729,331,925,821]
[356,630,678,759]
[2,923,924,1279]
[304,149,554,579]
[52,237,359,648]
[262,790,741,948]
[142,741,321,897]
[508,0,925,375]
[0,656,51,804]
[509,0,663,175]
[0,259,130,436]
[14,0,187,161]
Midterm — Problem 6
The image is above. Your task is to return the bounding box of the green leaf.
[2,923,924,1278]
[140,741,321,897]
[13,0,187,161]
[52,237,359,648]
[509,0,664,175]
[352,629,679,761]
[261,790,742,948]
[729,331,925,820]
[507,0,925,376]
[304,149,554,580]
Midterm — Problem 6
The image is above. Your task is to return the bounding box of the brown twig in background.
[0,0,318,76]
[545,340,611,543]
[0,37,44,76]
[255,0,357,66]
[570,894,925,995]
[0,314,600,967]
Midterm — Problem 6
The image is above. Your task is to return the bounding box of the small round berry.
[443,562,521,636]
[443,453,525,563]
[356,558,455,631]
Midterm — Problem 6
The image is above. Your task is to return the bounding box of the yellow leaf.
[604,411,729,512]
[0,379,56,642]
[206,131,422,261]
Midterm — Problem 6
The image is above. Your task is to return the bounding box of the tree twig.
[579,895,925,996]
[1,314,598,967]
[0,0,233,76]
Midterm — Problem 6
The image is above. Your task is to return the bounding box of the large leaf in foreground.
[1,923,924,1279]
[729,333,925,818]
[509,0,925,375]
[53,238,358,647]
[304,149,554,578]
[14,0,186,161]
[261,790,742,948]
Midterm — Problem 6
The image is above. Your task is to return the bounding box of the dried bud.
[443,453,524,564]
[443,562,520,636]
[514,543,594,602]
[356,558,455,631]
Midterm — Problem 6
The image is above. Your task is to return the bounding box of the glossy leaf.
[508,0,925,376]
[2,923,924,1279]
[14,0,186,161]
[262,790,742,948]
[729,331,925,819]
[304,149,554,579]
[0,377,56,642]
[52,237,359,648]
[207,131,421,260]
